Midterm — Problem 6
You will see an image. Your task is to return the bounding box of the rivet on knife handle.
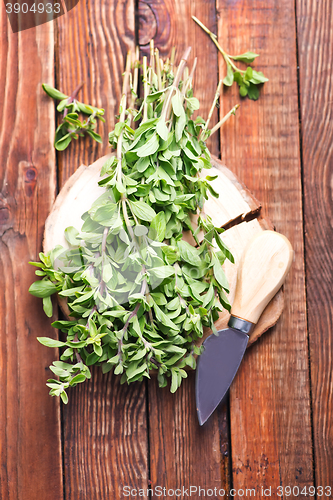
[230,230,293,325]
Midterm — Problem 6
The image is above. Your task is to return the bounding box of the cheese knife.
[196,230,293,425]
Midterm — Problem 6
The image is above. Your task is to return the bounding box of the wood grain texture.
[296,0,333,487]
[1,0,328,496]
[216,0,314,494]
[0,17,63,500]
[148,373,224,497]
[56,0,135,186]
[63,370,148,499]
[138,0,229,495]
[56,1,149,498]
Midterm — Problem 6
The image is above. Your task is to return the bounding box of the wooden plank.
[296,0,333,488]
[57,1,148,500]
[138,0,229,495]
[147,372,225,496]
[0,18,63,500]
[63,371,148,498]
[56,0,135,187]
[55,2,150,498]
[216,0,314,494]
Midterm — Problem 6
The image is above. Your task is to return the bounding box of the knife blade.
[196,230,293,425]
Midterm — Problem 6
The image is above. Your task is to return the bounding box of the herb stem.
[148,307,154,325]
[129,46,140,125]
[192,16,245,74]
[143,56,149,122]
[63,81,84,117]
[169,47,176,74]
[155,48,162,91]
[181,57,197,97]
[162,57,169,87]
[149,40,155,82]
[162,46,191,121]
[209,103,240,136]
[99,226,109,294]
[117,278,147,358]
[206,80,223,132]
[122,198,135,240]
[75,351,83,364]
[101,227,108,254]
[117,52,131,162]
[118,302,141,357]
[150,357,161,368]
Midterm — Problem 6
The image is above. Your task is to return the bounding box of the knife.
[196,230,293,425]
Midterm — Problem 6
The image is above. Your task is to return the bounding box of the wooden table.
[0,1,332,498]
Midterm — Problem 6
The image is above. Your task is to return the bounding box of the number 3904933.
[5,3,61,14]
[277,486,331,496]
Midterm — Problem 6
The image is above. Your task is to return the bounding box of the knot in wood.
[0,197,11,235]
[22,163,37,198]
[138,0,171,55]
[0,206,10,225]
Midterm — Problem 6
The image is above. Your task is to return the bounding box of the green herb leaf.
[239,85,248,97]
[149,266,175,279]
[249,70,269,84]
[186,97,200,113]
[43,296,53,318]
[170,369,179,393]
[231,52,259,63]
[135,133,160,157]
[171,92,183,117]
[148,211,166,242]
[60,391,69,404]
[175,107,186,142]
[153,303,179,332]
[29,280,57,298]
[86,130,103,143]
[70,374,87,385]
[55,134,72,151]
[156,119,169,141]
[129,200,156,222]
[64,226,80,246]
[214,231,234,263]
[213,261,229,291]
[37,337,67,348]
[177,240,202,267]
[247,82,260,100]
[42,83,68,100]
[223,63,234,87]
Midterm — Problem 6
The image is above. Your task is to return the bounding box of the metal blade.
[196,328,249,425]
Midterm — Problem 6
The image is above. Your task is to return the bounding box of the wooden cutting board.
[44,154,284,347]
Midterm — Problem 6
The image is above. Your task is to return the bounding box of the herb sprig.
[192,16,268,100]
[30,44,237,403]
[42,83,105,150]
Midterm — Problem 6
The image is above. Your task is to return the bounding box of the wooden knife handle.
[230,230,293,325]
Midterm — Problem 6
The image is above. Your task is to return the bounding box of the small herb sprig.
[192,16,268,100]
[42,83,105,151]
[30,44,238,403]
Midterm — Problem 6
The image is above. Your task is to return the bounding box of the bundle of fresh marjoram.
[29,38,269,403]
